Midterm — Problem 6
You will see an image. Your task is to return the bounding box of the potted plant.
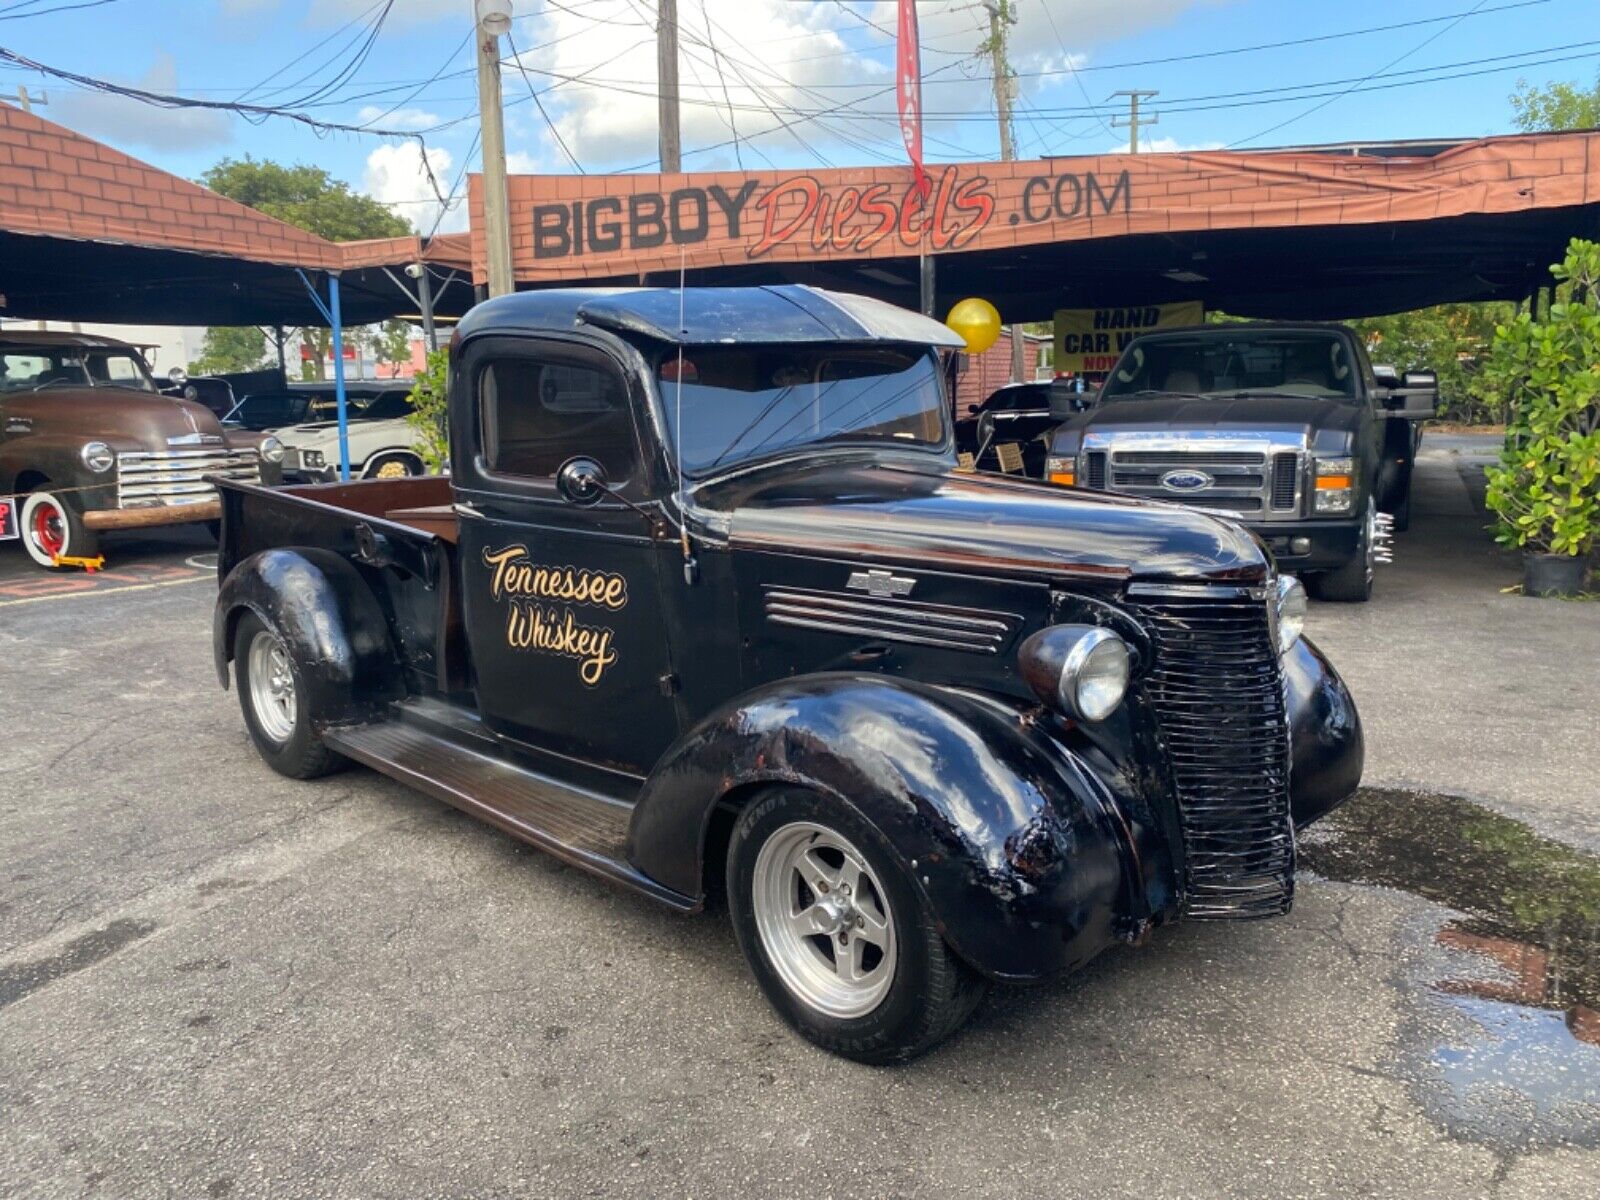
[1481,238,1600,597]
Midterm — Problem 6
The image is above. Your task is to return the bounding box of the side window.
[479,349,640,492]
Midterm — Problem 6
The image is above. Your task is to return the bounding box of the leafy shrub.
[405,348,450,472]
[1481,239,1600,557]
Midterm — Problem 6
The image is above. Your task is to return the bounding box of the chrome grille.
[1128,583,1294,920]
[1092,438,1304,522]
[763,586,1019,655]
[1084,450,1107,489]
[115,448,260,508]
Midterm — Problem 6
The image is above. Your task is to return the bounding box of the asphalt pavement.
[1,434,1597,1198]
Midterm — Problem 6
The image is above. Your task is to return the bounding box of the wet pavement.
[1,433,1598,1196]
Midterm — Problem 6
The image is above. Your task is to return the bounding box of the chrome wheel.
[247,629,297,744]
[750,821,897,1019]
[1364,499,1378,587]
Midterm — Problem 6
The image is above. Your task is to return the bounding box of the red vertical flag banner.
[897,0,931,202]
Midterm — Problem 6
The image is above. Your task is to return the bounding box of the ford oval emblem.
[1161,468,1214,493]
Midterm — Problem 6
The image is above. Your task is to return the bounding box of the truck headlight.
[1274,575,1306,656]
[81,441,115,473]
[1314,456,1354,513]
[1019,625,1131,722]
[259,436,285,464]
[302,449,325,469]
[1045,455,1076,487]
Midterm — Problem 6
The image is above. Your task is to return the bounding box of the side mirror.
[168,367,188,386]
[1048,383,1090,420]
[1371,363,1399,388]
[1402,369,1437,393]
[556,456,607,506]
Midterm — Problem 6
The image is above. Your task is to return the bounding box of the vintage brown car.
[0,331,283,569]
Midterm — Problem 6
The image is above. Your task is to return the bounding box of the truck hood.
[1,385,230,446]
[704,457,1268,587]
[1085,393,1365,438]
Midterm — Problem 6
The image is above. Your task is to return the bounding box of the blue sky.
[0,0,1592,235]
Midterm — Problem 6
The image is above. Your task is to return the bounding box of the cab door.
[452,334,680,776]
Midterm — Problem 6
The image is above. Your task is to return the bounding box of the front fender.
[628,674,1133,981]
[213,548,400,729]
[1285,636,1364,828]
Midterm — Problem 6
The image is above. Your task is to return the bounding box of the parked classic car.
[262,381,426,482]
[1040,323,1435,601]
[952,380,1084,474]
[211,287,1363,1062]
[0,331,283,569]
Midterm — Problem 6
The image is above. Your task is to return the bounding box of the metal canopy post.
[297,268,352,481]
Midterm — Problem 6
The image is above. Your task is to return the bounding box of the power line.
[505,26,585,173]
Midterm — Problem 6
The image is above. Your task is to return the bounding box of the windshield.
[0,346,156,393]
[660,345,946,476]
[361,390,414,420]
[1103,331,1357,400]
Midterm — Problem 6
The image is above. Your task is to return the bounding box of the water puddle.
[1299,787,1600,1152]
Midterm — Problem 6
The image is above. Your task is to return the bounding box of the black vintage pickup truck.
[211,287,1363,1062]
[1039,323,1436,601]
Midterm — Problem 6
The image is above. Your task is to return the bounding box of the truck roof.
[455,285,967,349]
[0,329,142,350]
[1122,321,1359,339]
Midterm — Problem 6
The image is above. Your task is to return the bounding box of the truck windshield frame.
[1102,331,1359,402]
[654,343,951,479]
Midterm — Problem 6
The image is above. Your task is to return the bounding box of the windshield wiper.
[1112,389,1208,400]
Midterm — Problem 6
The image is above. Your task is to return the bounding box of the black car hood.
[701,456,1268,587]
[1085,392,1364,437]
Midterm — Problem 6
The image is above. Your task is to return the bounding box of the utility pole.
[1110,90,1159,154]
[15,87,46,114]
[981,3,1025,383]
[657,0,681,172]
[474,0,515,297]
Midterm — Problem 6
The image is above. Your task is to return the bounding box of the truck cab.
[211,287,1364,1062]
[1039,323,1436,601]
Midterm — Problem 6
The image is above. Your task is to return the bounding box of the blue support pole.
[327,273,351,481]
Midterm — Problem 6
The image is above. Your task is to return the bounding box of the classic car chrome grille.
[116,448,260,508]
[763,586,1019,655]
[1128,584,1294,920]
[1091,440,1305,522]
[1084,450,1107,490]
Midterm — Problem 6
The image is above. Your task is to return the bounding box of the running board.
[322,718,697,912]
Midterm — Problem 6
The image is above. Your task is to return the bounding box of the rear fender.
[628,674,1133,981]
[213,548,401,728]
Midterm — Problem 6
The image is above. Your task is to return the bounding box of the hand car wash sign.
[1055,301,1204,373]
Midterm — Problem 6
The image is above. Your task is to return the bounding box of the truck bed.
[214,474,468,695]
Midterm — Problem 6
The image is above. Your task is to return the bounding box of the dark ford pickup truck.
[211,287,1363,1062]
[1040,323,1435,601]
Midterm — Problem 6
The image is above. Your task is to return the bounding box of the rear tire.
[18,488,98,570]
[233,611,344,779]
[727,787,986,1063]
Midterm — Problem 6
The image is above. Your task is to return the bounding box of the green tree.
[199,157,413,376]
[365,319,414,375]
[1346,303,1512,424]
[1510,72,1600,132]
[188,326,267,375]
[405,348,450,470]
[1481,238,1600,558]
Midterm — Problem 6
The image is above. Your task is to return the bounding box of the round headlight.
[1067,630,1131,722]
[1018,624,1131,723]
[81,441,115,473]
[259,436,285,464]
[1275,575,1306,656]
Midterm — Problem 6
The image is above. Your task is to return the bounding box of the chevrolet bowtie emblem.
[847,569,916,599]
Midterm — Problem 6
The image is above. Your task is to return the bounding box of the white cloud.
[52,54,233,153]
[364,141,459,233]
[1106,136,1225,154]
[309,0,459,27]
[502,0,1224,171]
[355,105,442,131]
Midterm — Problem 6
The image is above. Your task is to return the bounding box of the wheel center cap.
[818,894,852,932]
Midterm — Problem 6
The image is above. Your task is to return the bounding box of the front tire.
[727,787,986,1063]
[233,612,343,779]
[19,488,99,570]
[1307,499,1376,603]
[364,452,421,480]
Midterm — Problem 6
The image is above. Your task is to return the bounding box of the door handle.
[453,502,485,519]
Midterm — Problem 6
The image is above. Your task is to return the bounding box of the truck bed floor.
[322,714,696,911]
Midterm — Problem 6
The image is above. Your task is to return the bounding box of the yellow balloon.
[946,297,1002,354]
